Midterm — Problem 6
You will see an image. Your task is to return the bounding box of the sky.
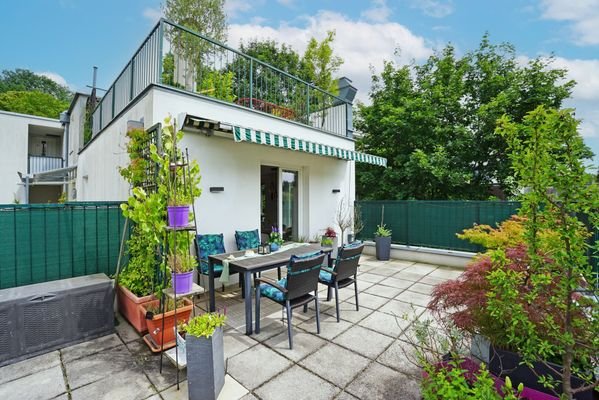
[1,0,598,162]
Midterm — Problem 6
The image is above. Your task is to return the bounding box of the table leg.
[209,259,216,312]
[244,270,253,335]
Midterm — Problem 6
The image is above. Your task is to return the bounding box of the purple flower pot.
[172,271,194,295]
[167,205,190,227]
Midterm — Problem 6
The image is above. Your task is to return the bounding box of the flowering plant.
[268,226,284,245]
[323,227,337,237]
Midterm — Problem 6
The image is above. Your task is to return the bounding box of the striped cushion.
[319,270,333,283]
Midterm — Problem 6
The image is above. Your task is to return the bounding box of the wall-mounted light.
[210,187,224,193]
[332,189,341,193]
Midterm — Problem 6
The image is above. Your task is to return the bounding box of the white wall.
[0,110,62,204]
[76,86,356,251]
[75,92,153,201]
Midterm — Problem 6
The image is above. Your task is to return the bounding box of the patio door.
[261,165,300,241]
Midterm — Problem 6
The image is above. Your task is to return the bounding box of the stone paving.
[0,255,463,400]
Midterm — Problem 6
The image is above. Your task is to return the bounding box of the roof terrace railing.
[86,19,351,143]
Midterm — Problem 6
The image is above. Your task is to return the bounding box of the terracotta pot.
[140,299,193,347]
[116,285,155,334]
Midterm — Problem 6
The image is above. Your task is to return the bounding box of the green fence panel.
[357,200,521,252]
[0,202,127,289]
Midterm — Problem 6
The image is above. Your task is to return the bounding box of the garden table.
[208,243,332,335]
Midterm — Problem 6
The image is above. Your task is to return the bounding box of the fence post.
[405,201,410,246]
[249,58,254,109]
[157,20,164,84]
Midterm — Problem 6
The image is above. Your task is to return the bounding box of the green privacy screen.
[0,202,127,289]
[356,200,520,253]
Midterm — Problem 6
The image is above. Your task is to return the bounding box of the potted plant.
[167,192,191,227]
[268,226,284,251]
[180,312,227,400]
[140,298,193,348]
[321,227,337,247]
[168,250,196,295]
[374,224,392,260]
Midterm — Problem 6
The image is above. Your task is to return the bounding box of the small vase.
[270,243,280,252]
[167,205,190,227]
[171,271,194,294]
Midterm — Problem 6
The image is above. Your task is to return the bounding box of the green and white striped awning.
[233,126,387,167]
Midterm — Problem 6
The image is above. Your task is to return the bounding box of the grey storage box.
[0,273,114,367]
[186,326,225,400]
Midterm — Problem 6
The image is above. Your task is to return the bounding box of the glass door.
[281,170,299,241]
[261,166,279,238]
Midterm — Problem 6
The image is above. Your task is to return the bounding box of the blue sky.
[2,0,598,161]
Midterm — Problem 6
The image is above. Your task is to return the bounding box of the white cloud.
[142,7,163,23]
[36,72,69,87]
[229,11,432,102]
[225,0,262,18]
[361,0,392,23]
[551,57,599,101]
[540,0,599,45]
[410,0,454,18]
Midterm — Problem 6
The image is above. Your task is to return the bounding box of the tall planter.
[375,236,391,261]
[140,299,193,347]
[187,326,225,400]
[116,284,155,334]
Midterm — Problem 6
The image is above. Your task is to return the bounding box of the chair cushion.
[288,250,324,276]
[235,229,260,250]
[196,233,226,258]
[319,270,334,283]
[259,278,287,302]
[199,261,224,275]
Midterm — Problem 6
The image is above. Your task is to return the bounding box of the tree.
[0,90,69,118]
[301,30,343,95]
[491,106,599,399]
[355,35,575,200]
[0,69,72,103]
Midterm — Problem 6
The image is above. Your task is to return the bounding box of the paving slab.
[297,315,353,340]
[333,325,394,360]
[419,274,450,285]
[65,344,135,389]
[224,329,259,360]
[264,329,327,362]
[115,314,143,343]
[427,267,463,280]
[218,374,249,400]
[358,311,406,338]
[368,266,401,277]
[377,276,414,290]
[395,290,432,308]
[244,317,287,343]
[70,368,155,400]
[407,282,435,295]
[0,365,66,400]
[335,391,359,400]
[300,343,370,388]
[355,272,385,284]
[239,394,259,400]
[345,362,420,400]
[405,263,439,274]
[323,301,374,324]
[377,339,422,377]
[0,350,60,385]
[364,283,404,299]
[255,365,340,400]
[378,299,425,319]
[393,270,429,282]
[344,292,388,310]
[227,345,292,390]
[126,338,186,391]
[61,333,124,363]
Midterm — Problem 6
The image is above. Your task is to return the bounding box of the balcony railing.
[87,19,350,143]
[28,155,64,174]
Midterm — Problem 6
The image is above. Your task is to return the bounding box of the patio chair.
[255,251,326,349]
[235,229,281,279]
[195,233,237,293]
[318,242,365,322]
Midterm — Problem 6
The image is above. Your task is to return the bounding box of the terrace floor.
[0,255,463,400]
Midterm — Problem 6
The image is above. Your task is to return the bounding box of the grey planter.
[375,236,391,260]
[186,326,225,400]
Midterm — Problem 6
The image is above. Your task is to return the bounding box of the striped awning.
[233,126,387,167]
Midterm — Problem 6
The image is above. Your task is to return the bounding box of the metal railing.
[28,155,64,174]
[87,19,350,142]
[0,202,128,289]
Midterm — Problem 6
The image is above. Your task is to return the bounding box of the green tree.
[356,35,574,200]
[301,30,343,95]
[0,69,72,102]
[0,90,69,118]
[163,0,227,44]
[491,106,599,399]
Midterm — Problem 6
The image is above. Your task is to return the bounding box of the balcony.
[88,19,351,142]
[28,155,64,174]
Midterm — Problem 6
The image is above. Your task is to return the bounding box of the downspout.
[60,111,70,197]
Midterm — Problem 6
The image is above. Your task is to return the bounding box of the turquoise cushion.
[260,277,287,302]
[235,229,260,250]
[319,270,333,283]
[199,261,224,275]
[288,250,324,276]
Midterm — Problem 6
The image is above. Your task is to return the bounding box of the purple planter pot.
[172,271,194,295]
[167,205,190,227]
